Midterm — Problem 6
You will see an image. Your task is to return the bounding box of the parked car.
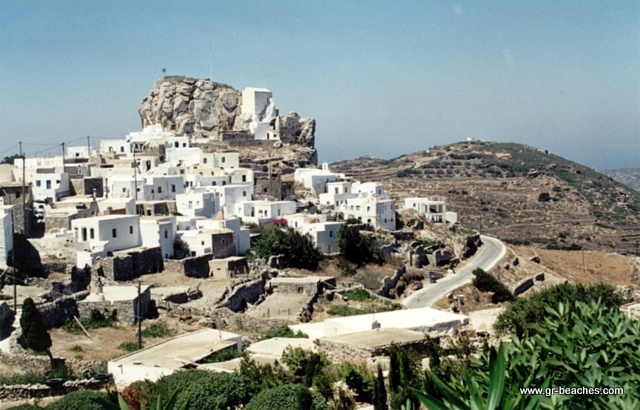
[410,281,423,290]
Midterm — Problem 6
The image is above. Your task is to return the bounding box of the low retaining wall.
[0,376,113,403]
[164,254,213,278]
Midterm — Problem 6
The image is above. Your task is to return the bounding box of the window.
[174,141,179,148]
[221,157,225,163]
[182,143,186,147]
[329,231,333,238]
[36,180,41,187]
[164,230,168,239]
[129,226,133,234]
[112,228,117,238]
[46,180,51,189]
[242,191,246,197]
[157,186,162,193]
[90,228,95,239]
[203,158,208,164]
[171,184,176,193]
[242,175,246,182]
[82,228,87,241]
[120,146,125,153]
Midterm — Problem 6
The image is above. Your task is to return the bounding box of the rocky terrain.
[138,76,318,175]
[603,167,640,192]
[332,141,640,255]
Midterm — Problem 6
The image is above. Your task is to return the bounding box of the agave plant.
[413,343,544,410]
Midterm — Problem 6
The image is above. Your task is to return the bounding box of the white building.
[287,213,343,254]
[176,191,220,218]
[404,197,449,223]
[67,146,93,159]
[108,175,144,200]
[140,216,177,259]
[143,175,185,201]
[293,163,345,195]
[29,171,71,202]
[342,196,396,231]
[0,200,14,268]
[200,151,240,170]
[242,88,278,140]
[72,215,142,267]
[195,217,250,255]
[233,200,296,225]
[212,184,254,216]
[100,139,132,156]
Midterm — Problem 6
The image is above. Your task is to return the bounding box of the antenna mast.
[208,41,213,81]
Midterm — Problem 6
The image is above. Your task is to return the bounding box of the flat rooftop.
[82,285,151,302]
[291,307,468,339]
[323,328,425,349]
[246,337,316,359]
[113,329,238,369]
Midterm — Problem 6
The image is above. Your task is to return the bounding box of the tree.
[388,344,421,409]
[471,268,514,303]
[20,298,54,366]
[373,365,387,410]
[282,346,331,389]
[254,226,322,270]
[245,383,330,410]
[337,225,379,266]
[1,154,23,165]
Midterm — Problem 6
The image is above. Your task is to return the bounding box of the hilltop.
[332,141,640,255]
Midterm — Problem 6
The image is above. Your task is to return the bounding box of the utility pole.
[61,142,65,170]
[87,136,90,158]
[11,209,16,312]
[19,142,26,236]
[137,282,142,350]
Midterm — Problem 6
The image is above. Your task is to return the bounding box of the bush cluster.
[254,225,322,270]
[471,268,514,303]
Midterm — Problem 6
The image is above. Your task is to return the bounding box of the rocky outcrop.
[138,76,316,149]
[139,76,243,137]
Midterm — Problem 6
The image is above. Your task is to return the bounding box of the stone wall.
[39,291,88,329]
[164,254,213,278]
[70,176,104,197]
[317,338,427,363]
[78,287,151,324]
[211,232,237,258]
[376,266,406,298]
[224,279,265,312]
[95,247,163,282]
[0,377,112,403]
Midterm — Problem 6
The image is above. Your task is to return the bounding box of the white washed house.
[287,213,343,254]
[140,216,177,259]
[72,215,142,267]
[175,191,220,218]
[403,197,448,223]
[342,196,396,231]
[233,200,296,225]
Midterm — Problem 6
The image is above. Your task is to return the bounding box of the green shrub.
[495,282,623,337]
[254,226,323,270]
[246,383,330,410]
[63,309,117,334]
[44,390,114,410]
[341,363,375,403]
[151,370,256,409]
[337,225,380,266]
[259,325,308,341]
[6,405,41,410]
[201,347,243,363]
[472,268,514,303]
[119,341,142,352]
[342,288,371,301]
[141,321,175,338]
[0,371,48,386]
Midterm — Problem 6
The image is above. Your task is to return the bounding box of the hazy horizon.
[1,1,638,171]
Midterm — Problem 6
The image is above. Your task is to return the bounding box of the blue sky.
[1,1,638,170]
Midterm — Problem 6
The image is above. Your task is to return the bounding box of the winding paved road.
[403,236,506,309]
